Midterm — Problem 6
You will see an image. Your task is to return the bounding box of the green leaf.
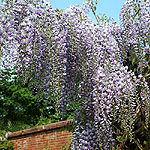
[144,141,147,145]
[131,57,136,65]
[8,85,18,92]
[134,139,143,150]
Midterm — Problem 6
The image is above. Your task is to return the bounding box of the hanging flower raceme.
[0,0,60,98]
[0,0,150,149]
[115,0,150,76]
[93,59,142,148]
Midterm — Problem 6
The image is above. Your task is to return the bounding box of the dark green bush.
[0,130,14,150]
[0,68,59,131]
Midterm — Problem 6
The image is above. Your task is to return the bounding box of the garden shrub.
[0,130,14,150]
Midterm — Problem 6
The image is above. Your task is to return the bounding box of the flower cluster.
[0,0,60,97]
[72,120,99,150]
[114,0,150,76]
[0,0,149,149]
[93,59,141,148]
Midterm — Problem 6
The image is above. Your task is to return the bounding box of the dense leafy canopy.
[0,68,59,131]
[0,0,150,149]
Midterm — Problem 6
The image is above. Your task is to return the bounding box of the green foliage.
[0,68,76,132]
[0,69,38,127]
[35,101,79,126]
[35,115,59,126]
[0,68,61,131]
[0,130,14,150]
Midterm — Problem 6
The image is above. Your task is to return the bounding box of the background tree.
[0,68,59,132]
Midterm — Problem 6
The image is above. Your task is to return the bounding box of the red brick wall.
[8,120,73,150]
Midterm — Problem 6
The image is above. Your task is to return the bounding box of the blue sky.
[50,0,126,24]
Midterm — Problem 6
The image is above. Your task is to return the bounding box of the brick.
[8,120,73,150]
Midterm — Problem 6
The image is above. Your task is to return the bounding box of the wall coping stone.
[8,119,73,139]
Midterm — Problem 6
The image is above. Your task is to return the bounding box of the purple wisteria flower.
[0,0,150,149]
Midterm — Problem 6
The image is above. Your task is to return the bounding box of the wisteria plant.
[0,0,150,149]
